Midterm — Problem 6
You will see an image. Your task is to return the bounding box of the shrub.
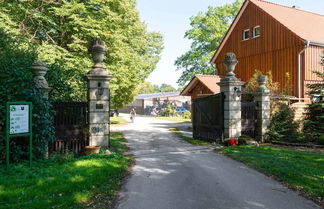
[317,134,324,145]
[0,29,54,164]
[182,111,191,119]
[159,104,176,117]
[238,135,254,145]
[266,102,302,143]
[303,71,324,143]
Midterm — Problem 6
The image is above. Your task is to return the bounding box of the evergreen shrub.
[266,102,303,143]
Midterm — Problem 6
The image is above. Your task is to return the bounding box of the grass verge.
[169,128,215,146]
[156,116,191,123]
[218,145,324,204]
[0,132,132,209]
[110,116,127,125]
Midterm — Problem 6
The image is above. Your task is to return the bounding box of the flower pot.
[84,146,100,155]
[228,139,238,146]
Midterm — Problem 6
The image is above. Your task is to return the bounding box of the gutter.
[308,40,324,47]
[297,40,310,100]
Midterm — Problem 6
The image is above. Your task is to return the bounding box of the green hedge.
[0,29,55,163]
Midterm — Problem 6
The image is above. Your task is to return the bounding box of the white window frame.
[253,26,261,38]
[242,29,250,41]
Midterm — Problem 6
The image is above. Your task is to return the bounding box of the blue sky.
[136,0,324,88]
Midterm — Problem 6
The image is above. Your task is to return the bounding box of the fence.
[241,94,256,138]
[49,102,88,155]
[192,93,224,142]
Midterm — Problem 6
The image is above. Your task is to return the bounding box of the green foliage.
[159,104,176,117]
[219,146,324,200]
[266,103,302,142]
[303,71,324,143]
[238,135,254,145]
[137,82,177,94]
[156,116,191,123]
[175,0,243,86]
[182,111,191,119]
[245,70,280,94]
[0,132,132,208]
[317,135,324,145]
[0,0,163,108]
[159,83,177,92]
[0,29,54,163]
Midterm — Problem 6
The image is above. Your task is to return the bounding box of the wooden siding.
[214,2,305,97]
[190,83,214,100]
[303,45,324,97]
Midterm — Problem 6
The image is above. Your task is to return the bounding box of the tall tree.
[175,0,242,86]
[137,82,177,94]
[159,83,177,92]
[0,0,163,108]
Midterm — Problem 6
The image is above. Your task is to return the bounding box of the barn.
[211,0,324,99]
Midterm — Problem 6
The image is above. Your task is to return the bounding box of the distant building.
[120,92,191,115]
[181,75,222,100]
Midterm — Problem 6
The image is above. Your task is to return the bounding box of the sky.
[136,0,324,88]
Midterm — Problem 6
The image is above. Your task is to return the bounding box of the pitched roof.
[251,0,324,43]
[136,91,180,99]
[211,0,324,63]
[180,75,222,96]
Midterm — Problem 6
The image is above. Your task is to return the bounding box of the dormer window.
[243,29,249,40]
[253,26,261,38]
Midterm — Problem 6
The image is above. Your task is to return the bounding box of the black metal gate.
[192,93,224,142]
[49,102,88,154]
[241,94,256,138]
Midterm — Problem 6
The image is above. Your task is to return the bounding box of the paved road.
[113,115,320,209]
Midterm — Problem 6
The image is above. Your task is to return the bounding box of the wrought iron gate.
[192,93,224,142]
[49,102,88,154]
[241,94,256,138]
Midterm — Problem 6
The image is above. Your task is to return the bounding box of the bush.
[182,111,191,119]
[238,135,254,145]
[159,104,176,117]
[266,102,302,143]
[317,135,324,145]
[0,29,54,164]
[303,71,324,143]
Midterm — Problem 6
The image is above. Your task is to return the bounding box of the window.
[253,26,261,38]
[243,29,249,40]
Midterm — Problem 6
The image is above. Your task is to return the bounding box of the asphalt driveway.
[113,115,320,209]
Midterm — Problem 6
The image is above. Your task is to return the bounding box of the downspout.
[298,40,310,100]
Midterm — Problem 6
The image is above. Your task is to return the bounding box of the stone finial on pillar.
[30,61,51,99]
[222,52,239,81]
[218,52,244,140]
[86,39,112,147]
[254,75,271,142]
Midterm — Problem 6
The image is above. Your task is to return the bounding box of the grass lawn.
[0,132,131,209]
[218,146,324,202]
[169,128,216,146]
[110,116,128,125]
[156,116,191,123]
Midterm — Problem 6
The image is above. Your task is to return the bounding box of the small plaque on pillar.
[96,104,103,109]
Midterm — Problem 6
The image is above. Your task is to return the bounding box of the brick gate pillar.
[86,39,112,147]
[218,53,244,140]
[253,75,270,142]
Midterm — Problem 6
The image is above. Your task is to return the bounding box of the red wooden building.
[211,0,324,98]
[181,75,222,100]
